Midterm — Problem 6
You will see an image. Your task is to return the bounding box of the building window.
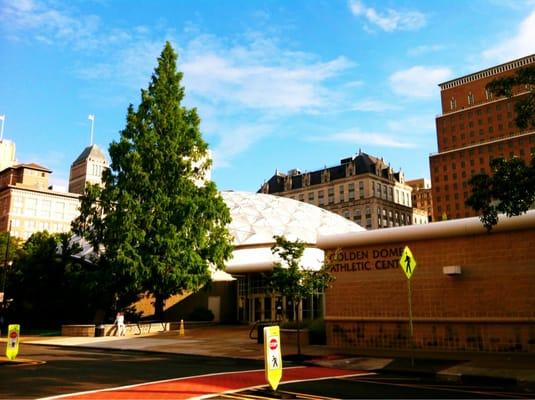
[450,97,457,110]
[348,183,355,200]
[467,92,475,105]
[328,188,334,204]
[308,192,314,202]
[339,185,344,202]
[318,190,324,206]
[298,194,304,202]
[25,198,37,216]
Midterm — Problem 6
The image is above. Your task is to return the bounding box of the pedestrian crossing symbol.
[5,324,20,361]
[399,246,417,279]
[264,325,282,390]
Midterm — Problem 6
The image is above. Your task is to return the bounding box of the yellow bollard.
[179,319,185,337]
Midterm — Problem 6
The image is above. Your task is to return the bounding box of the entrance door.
[208,296,221,322]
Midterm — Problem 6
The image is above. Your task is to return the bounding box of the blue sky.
[1,0,535,191]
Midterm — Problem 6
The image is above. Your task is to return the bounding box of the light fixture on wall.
[443,265,462,275]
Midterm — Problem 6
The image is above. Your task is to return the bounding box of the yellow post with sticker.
[6,324,20,361]
[264,325,282,391]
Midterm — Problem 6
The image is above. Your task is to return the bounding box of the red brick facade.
[321,213,535,353]
[430,54,535,220]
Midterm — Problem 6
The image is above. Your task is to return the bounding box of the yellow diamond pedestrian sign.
[399,246,417,279]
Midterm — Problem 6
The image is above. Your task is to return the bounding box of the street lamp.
[0,222,12,333]
[1,221,12,301]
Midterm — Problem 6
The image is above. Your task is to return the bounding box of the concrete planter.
[280,328,310,346]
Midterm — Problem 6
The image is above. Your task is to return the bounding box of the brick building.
[429,54,535,220]
[406,178,433,222]
[0,163,80,239]
[319,211,535,353]
[259,151,417,230]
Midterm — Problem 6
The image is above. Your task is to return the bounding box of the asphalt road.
[0,344,532,399]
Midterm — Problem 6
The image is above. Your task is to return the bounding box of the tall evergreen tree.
[73,42,233,319]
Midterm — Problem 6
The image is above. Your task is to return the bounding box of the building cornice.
[429,130,535,158]
[318,209,535,249]
[0,184,80,199]
[439,54,535,90]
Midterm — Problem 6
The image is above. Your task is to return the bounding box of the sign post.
[399,246,417,367]
[6,324,20,361]
[264,325,282,391]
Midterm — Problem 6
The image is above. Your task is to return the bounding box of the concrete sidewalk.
[7,324,535,392]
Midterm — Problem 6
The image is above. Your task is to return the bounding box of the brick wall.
[324,225,535,352]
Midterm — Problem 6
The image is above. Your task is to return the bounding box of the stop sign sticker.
[6,324,20,361]
[269,338,278,350]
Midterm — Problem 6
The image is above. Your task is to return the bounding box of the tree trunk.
[295,300,301,356]
[154,295,165,320]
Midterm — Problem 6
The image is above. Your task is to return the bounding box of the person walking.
[115,311,125,336]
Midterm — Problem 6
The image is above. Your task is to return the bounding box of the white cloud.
[308,129,416,148]
[211,123,273,168]
[0,0,103,49]
[407,44,445,57]
[353,99,401,112]
[482,9,535,63]
[181,34,354,113]
[349,0,426,32]
[0,0,150,52]
[389,66,451,98]
[386,115,435,135]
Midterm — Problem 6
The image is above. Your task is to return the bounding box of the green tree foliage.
[466,156,535,231]
[5,232,102,327]
[265,235,334,355]
[73,42,233,319]
[467,66,535,231]
[486,66,535,131]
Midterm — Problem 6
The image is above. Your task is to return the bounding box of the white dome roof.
[221,191,364,247]
[221,191,364,274]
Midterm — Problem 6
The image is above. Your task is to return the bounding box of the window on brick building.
[328,188,334,204]
[485,89,493,100]
[348,183,355,200]
[467,92,475,105]
[339,185,344,202]
[450,97,456,110]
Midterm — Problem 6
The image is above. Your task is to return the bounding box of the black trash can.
[257,323,266,344]
[94,324,105,337]
[258,323,278,344]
